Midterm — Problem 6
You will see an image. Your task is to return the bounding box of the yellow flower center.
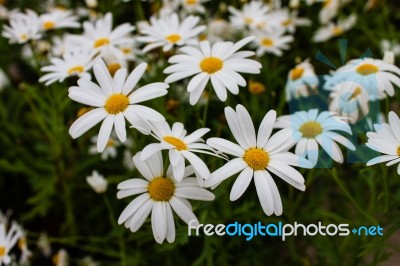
[185,0,198,5]
[243,148,270,170]
[165,34,181,44]
[163,136,187,150]
[77,107,93,117]
[323,0,332,7]
[198,34,207,41]
[105,94,129,114]
[106,139,116,147]
[52,253,60,265]
[332,26,343,36]
[107,63,121,77]
[248,80,265,95]
[244,17,253,24]
[121,47,131,54]
[43,21,55,30]
[67,65,84,75]
[94,37,110,48]
[20,34,28,41]
[18,238,26,250]
[261,38,274,47]
[148,177,175,201]
[282,19,292,27]
[290,67,304,80]
[350,87,362,100]
[0,246,5,257]
[356,63,379,76]
[397,146,400,156]
[299,121,323,138]
[200,57,223,74]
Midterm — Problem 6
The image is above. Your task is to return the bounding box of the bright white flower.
[380,39,400,56]
[39,49,97,85]
[68,60,169,152]
[138,120,215,184]
[366,112,400,174]
[324,57,400,100]
[285,59,319,101]
[164,37,262,105]
[0,222,21,265]
[39,10,80,31]
[137,13,205,53]
[252,28,293,57]
[68,13,134,58]
[206,18,234,43]
[86,170,108,193]
[228,1,270,30]
[2,10,41,44]
[312,14,357,43]
[319,0,340,24]
[204,105,313,216]
[327,81,369,124]
[117,151,215,244]
[275,109,355,166]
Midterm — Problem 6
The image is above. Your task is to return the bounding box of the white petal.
[169,196,197,224]
[254,170,274,216]
[118,193,149,224]
[165,203,175,243]
[236,105,257,147]
[230,167,253,201]
[204,158,247,188]
[181,151,210,180]
[129,200,153,232]
[151,202,167,244]
[123,62,147,95]
[97,115,115,152]
[141,143,164,161]
[206,138,244,157]
[69,108,107,139]
[114,113,126,142]
[175,187,215,201]
[257,110,277,148]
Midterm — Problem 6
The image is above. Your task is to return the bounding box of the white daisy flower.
[2,10,41,44]
[137,13,205,53]
[319,0,340,24]
[39,10,80,31]
[383,51,395,65]
[117,151,215,244]
[86,170,108,193]
[52,249,68,266]
[204,105,313,216]
[274,109,355,166]
[14,225,32,265]
[276,9,312,34]
[180,0,208,14]
[39,48,97,85]
[324,57,400,100]
[228,1,270,30]
[137,120,216,184]
[88,133,120,160]
[68,60,169,152]
[366,111,400,175]
[0,222,21,265]
[68,13,134,57]
[164,36,262,105]
[285,59,319,101]
[252,28,294,57]
[312,14,357,43]
[380,39,400,56]
[327,81,369,124]
[206,18,234,43]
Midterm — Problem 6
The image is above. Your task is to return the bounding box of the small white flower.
[275,109,355,166]
[138,120,216,184]
[39,10,80,31]
[2,10,41,44]
[252,28,293,57]
[205,105,313,216]
[327,81,369,124]
[380,39,400,56]
[52,249,68,266]
[137,13,205,53]
[206,18,234,43]
[383,51,395,65]
[68,60,169,152]
[117,151,214,244]
[319,0,340,24]
[366,111,400,175]
[324,57,400,100]
[0,222,21,265]
[88,133,119,160]
[313,14,357,43]
[39,48,97,85]
[164,37,261,105]
[285,59,319,101]
[228,1,270,30]
[180,0,208,14]
[86,170,108,193]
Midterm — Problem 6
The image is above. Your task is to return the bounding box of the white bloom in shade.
[138,121,215,184]
[313,14,357,43]
[285,59,319,101]
[14,225,32,265]
[0,222,21,265]
[52,249,68,266]
[380,39,400,56]
[68,60,169,152]
[327,81,369,124]
[276,9,311,34]
[204,105,313,216]
[2,10,41,44]
[89,133,120,160]
[275,109,355,166]
[253,28,293,57]
[117,151,215,244]
[366,111,400,174]
[206,18,234,43]
[383,51,395,65]
[86,170,108,193]
[85,0,98,8]
[180,0,208,14]
[68,13,134,57]
[37,233,51,257]
[39,49,97,85]
[324,58,400,100]
[39,10,80,31]
[228,1,270,30]
[164,37,261,105]
[0,69,9,92]
[319,0,340,24]
[137,13,205,53]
